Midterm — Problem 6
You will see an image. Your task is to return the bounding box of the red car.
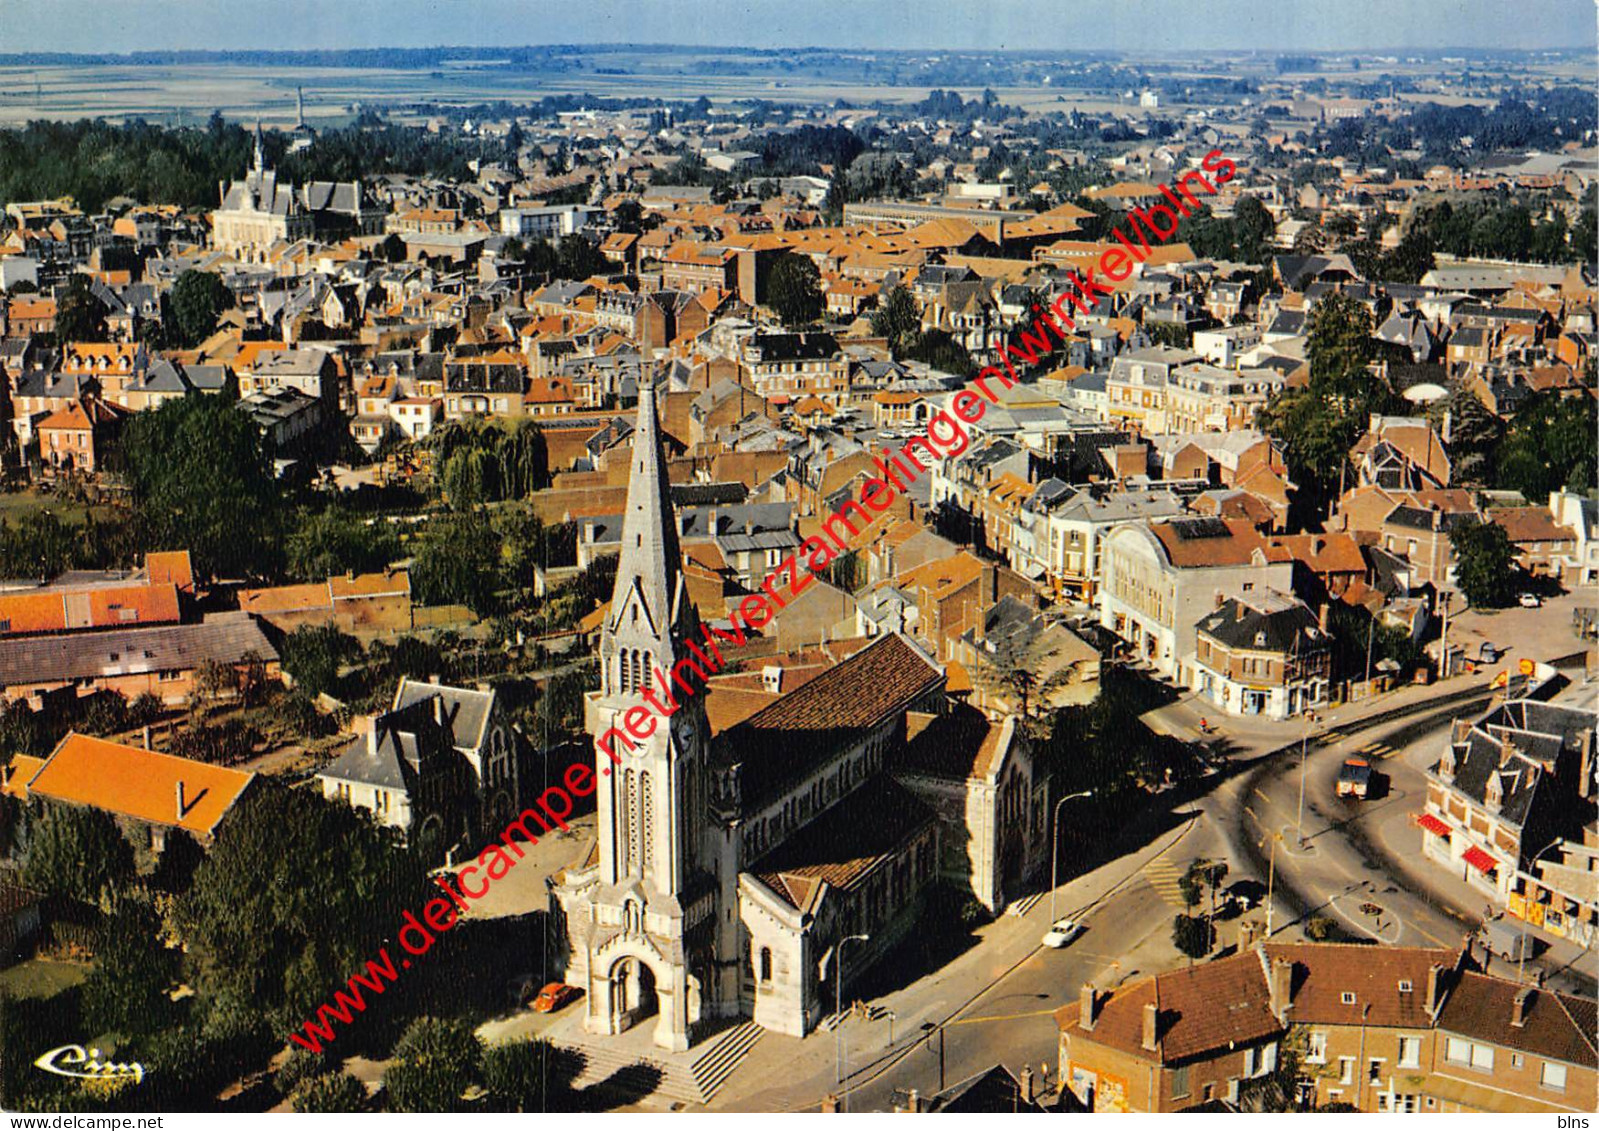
[531,982,582,1013]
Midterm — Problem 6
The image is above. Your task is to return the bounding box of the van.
[1477,919,1531,962]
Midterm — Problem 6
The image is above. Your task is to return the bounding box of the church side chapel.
[550,388,1052,1051]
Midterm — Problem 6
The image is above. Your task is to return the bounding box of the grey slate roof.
[0,612,276,688]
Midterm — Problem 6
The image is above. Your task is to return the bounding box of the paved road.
[1226,697,1596,997]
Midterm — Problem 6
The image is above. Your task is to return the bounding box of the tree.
[554,234,608,281]
[767,253,823,328]
[166,270,234,348]
[287,506,401,581]
[1172,913,1212,960]
[1492,392,1598,504]
[869,284,921,354]
[1449,519,1517,609]
[21,802,134,903]
[384,1017,482,1113]
[53,274,108,344]
[176,784,430,1031]
[120,395,282,580]
[482,1039,579,1111]
[1426,383,1498,484]
[80,896,178,1037]
[293,1072,368,1113]
[281,623,359,698]
[411,511,504,616]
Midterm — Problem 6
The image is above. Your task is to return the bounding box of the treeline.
[0,117,483,213]
[1411,197,1596,265]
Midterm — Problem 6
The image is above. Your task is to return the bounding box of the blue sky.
[7,0,1595,54]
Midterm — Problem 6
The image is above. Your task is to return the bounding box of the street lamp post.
[1295,724,1310,847]
[834,933,870,1110]
[1049,790,1095,925]
[1518,840,1562,983]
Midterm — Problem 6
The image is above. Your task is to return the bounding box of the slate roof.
[0,611,276,688]
[1197,592,1325,655]
[392,678,495,752]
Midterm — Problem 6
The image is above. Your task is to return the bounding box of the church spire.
[609,384,686,642]
[253,118,265,174]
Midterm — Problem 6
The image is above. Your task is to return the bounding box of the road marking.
[1141,856,1189,910]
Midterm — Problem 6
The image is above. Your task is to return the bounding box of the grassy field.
[0,957,89,1000]
[0,488,94,526]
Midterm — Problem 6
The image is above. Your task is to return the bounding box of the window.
[1398,1037,1421,1069]
[1306,1032,1328,1064]
[1511,1053,1523,1069]
[1338,1057,1355,1085]
[1340,991,1357,1005]
[1171,1065,1190,1099]
[1540,1062,1567,1092]
[1398,980,1413,993]
[1243,1047,1257,1077]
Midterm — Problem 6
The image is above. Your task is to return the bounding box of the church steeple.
[253,117,265,174]
[608,384,689,646]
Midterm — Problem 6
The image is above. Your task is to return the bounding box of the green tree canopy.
[21,802,135,903]
[281,623,360,698]
[81,895,179,1038]
[54,274,107,344]
[119,395,282,579]
[293,1072,368,1112]
[1491,391,1598,504]
[286,506,401,581]
[384,1017,483,1113]
[1450,518,1517,609]
[166,270,234,348]
[411,511,504,616]
[175,784,430,1030]
[767,253,823,328]
[869,284,921,354]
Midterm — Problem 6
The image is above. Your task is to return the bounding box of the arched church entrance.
[609,956,658,1034]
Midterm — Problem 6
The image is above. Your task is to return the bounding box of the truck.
[1477,919,1532,963]
[1335,758,1372,799]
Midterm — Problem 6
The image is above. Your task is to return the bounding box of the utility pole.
[1263,832,1280,937]
[1363,616,1375,686]
[1295,724,1310,847]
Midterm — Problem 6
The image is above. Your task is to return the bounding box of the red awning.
[1416,812,1451,837]
[1462,846,1498,873]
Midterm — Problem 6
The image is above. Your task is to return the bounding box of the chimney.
[1425,964,1447,1017]
[904,1089,920,1114]
[1019,1065,1034,1105]
[175,781,186,821]
[1268,957,1294,1021]
[1512,986,1534,1027]
[1141,1002,1159,1052]
[1080,984,1099,1031]
[1318,603,1331,633]
[142,724,153,750]
[821,1094,840,1114]
[1579,729,1594,800]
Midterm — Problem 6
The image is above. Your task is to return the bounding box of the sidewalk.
[1142,671,1496,761]
[708,811,1202,1111]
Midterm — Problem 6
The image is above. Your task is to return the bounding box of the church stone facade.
[551,389,1048,1051]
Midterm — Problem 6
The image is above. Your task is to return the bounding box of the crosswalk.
[1142,856,1190,910]
[1354,739,1397,761]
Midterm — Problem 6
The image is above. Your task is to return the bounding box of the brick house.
[1193,591,1331,719]
[35,398,127,476]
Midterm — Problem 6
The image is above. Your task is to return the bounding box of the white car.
[1041,918,1084,949]
[1518,593,1542,608]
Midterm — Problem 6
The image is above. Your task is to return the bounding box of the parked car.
[1335,758,1372,799]
[1518,593,1542,609]
[1042,918,1084,948]
[531,982,582,1013]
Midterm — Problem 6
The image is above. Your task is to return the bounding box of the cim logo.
[33,1044,145,1085]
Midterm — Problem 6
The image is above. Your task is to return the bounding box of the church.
[211,123,381,259]
[550,389,1049,1051]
